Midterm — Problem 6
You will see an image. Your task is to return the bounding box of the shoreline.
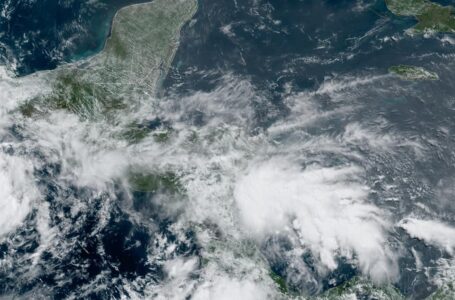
[69,0,155,63]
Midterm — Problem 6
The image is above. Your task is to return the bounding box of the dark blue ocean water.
[167,0,455,297]
[2,0,455,298]
[0,0,150,75]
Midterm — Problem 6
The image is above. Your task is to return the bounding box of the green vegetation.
[317,277,404,300]
[152,130,172,143]
[96,0,199,95]
[18,71,126,119]
[105,32,128,59]
[128,172,182,193]
[385,0,455,33]
[120,122,173,144]
[121,124,151,143]
[269,274,453,299]
[49,72,125,117]
[389,65,439,80]
[19,99,40,117]
[385,0,430,16]
[20,0,198,122]
[415,4,455,32]
[269,271,288,294]
[428,283,455,300]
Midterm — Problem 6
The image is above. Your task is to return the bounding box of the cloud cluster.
[399,218,455,254]
[234,158,398,282]
[0,154,38,237]
[192,277,270,300]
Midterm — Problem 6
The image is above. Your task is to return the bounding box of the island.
[389,64,439,80]
[385,0,455,33]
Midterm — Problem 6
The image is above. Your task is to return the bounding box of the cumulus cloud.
[234,158,398,282]
[342,122,425,157]
[399,218,455,254]
[192,277,270,300]
[0,154,38,237]
[26,112,130,190]
[151,257,199,300]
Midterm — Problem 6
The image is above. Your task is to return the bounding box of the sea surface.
[0,0,151,75]
[1,0,455,299]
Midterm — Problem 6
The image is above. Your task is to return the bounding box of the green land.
[269,271,289,294]
[316,277,404,300]
[13,0,455,298]
[385,0,455,33]
[17,0,196,215]
[389,64,439,80]
[427,282,455,300]
[265,272,455,299]
[19,0,198,121]
[314,277,453,300]
[128,171,182,193]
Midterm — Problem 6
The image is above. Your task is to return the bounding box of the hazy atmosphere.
[1,0,455,299]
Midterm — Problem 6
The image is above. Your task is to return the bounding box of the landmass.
[314,276,454,299]
[427,282,455,300]
[385,0,455,33]
[128,171,182,193]
[317,277,404,300]
[19,0,198,121]
[389,64,439,80]
[16,0,197,250]
[11,0,453,298]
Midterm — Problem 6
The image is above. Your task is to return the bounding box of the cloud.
[192,277,270,300]
[26,111,130,190]
[0,154,38,237]
[234,158,398,282]
[399,218,455,254]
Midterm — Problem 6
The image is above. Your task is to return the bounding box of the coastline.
[68,0,154,63]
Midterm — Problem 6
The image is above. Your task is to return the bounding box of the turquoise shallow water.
[2,0,455,298]
[0,0,150,75]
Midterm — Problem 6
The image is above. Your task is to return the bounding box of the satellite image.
[0,0,455,299]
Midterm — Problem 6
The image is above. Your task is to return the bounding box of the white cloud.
[26,111,130,190]
[164,257,199,280]
[342,122,425,156]
[152,257,199,300]
[0,154,38,237]
[192,277,270,300]
[234,158,398,282]
[399,218,455,254]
